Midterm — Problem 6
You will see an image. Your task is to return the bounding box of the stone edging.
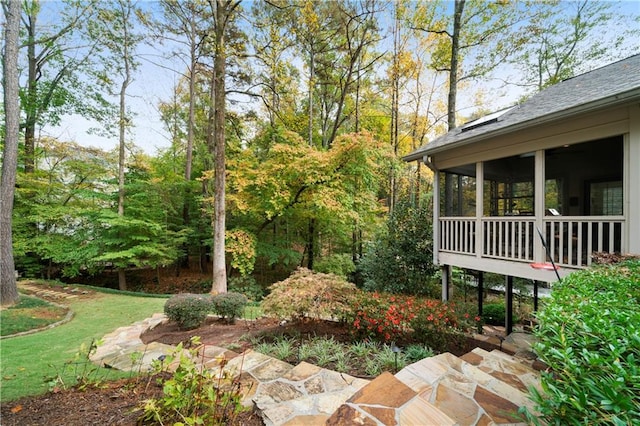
[0,302,74,340]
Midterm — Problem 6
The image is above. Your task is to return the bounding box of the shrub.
[404,344,434,363]
[481,303,505,326]
[228,275,265,302]
[359,201,439,296]
[261,268,358,321]
[524,260,640,425]
[164,293,212,330]
[349,292,475,350]
[349,292,415,342]
[141,337,246,425]
[480,302,520,327]
[211,292,248,323]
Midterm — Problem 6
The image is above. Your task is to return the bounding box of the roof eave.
[404,87,640,161]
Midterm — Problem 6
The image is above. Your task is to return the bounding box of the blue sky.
[40,0,640,155]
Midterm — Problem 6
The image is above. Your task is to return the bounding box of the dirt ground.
[0,374,264,426]
[140,316,355,351]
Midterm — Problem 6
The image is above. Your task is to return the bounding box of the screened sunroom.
[405,55,640,332]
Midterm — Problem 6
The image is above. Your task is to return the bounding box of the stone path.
[327,349,541,425]
[19,282,86,301]
[90,314,543,425]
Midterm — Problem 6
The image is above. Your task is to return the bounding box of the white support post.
[432,164,440,265]
[476,162,484,258]
[534,150,546,262]
[627,104,640,254]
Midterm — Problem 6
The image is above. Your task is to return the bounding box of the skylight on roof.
[460,106,515,132]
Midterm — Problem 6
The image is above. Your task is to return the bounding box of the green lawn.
[0,295,68,336]
[0,290,166,402]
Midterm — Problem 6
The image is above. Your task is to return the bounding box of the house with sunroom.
[404,54,640,333]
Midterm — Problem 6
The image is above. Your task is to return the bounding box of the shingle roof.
[405,54,640,161]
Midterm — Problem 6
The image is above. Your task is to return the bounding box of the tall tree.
[250,0,299,129]
[317,0,382,148]
[1,0,22,306]
[207,0,242,294]
[411,0,523,130]
[513,0,640,91]
[154,0,209,183]
[20,0,104,173]
[89,0,143,290]
[151,0,211,269]
[293,0,328,146]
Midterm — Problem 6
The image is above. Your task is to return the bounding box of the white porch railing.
[440,218,476,255]
[483,217,535,262]
[439,216,625,269]
[543,216,624,267]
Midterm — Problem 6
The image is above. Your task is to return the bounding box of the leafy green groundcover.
[526,260,640,425]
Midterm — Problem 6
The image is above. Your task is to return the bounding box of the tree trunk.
[448,0,465,131]
[117,79,128,292]
[118,269,127,291]
[23,8,38,173]
[389,8,400,214]
[116,4,133,291]
[0,0,22,306]
[181,17,198,269]
[308,48,314,146]
[307,218,315,270]
[210,0,240,294]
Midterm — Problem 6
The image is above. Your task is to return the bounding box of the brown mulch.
[591,252,640,264]
[0,373,263,426]
[139,316,355,350]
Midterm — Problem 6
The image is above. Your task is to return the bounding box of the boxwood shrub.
[480,302,521,327]
[481,303,506,326]
[210,292,248,323]
[164,293,212,330]
[525,260,640,425]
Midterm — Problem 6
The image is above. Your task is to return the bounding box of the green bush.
[228,275,265,302]
[164,293,212,330]
[524,260,640,425]
[210,292,248,323]
[480,303,520,327]
[404,344,434,363]
[481,303,505,326]
[359,201,438,296]
[261,268,358,321]
[142,337,246,424]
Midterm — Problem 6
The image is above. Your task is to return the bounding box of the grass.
[0,284,167,402]
[0,295,68,336]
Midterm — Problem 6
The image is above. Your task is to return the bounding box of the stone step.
[221,354,369,426]
[392,352,537,425]
[461,348,542,394]
[320,346,544,426]
[19,284,80,300]
[326,371,456,425]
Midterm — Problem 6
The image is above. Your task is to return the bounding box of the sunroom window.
[439,164,476,217]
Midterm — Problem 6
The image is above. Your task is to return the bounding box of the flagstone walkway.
[90,314,543,425]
